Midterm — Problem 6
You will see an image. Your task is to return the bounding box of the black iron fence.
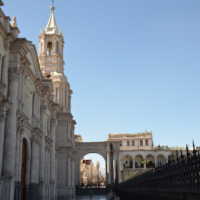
[118,143,200,200]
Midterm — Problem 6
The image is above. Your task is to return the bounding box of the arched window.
[127,141,130,146]
[56,41,59,53]
[47,42,53,55]
[140,140,143,146]
[145,139,148,145]
[132,140,135,146]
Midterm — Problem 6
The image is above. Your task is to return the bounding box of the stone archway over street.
[75,141,121,187]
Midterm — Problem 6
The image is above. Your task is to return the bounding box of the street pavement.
[69,195,108,200]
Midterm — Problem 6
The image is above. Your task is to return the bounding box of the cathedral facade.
[0,1,76,199]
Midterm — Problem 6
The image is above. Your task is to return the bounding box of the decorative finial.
[39,28,42,36]
[11,16,17,27]
[50,0,55,11]
[60,27,62,35]
[43,25,46,34]
[50,5,55,11]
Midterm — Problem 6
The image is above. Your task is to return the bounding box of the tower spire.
[45,5,59,34]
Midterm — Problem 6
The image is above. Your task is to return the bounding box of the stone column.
[76,160,80,186]
[30,133,37,183]
[21,68,25,111]
[32,91,37,126]
[0,54,3,82]
[120,159,123,170]
[0,109,7,175]
[118,157,121,183]
[0,181,3,199]
[67,154,72,198]
[66,88,68,109]
[113,150,118,183]
[1,44,9,96]
[50,119,56,200]
[62,85,65,107]
[69,95,71,112]
[14,127,20,181]
[133,159,135,169]
[43,37,47,55]
[0,114,5,166]
[39,105,46,200]
[155,159,157,167]
[1,68,19,200]
[106,148,111,185]
[0,99,11,177]
[57,87,60,105]
[53,37,56,54]
[144,159,146,169]
[17,69,21,109]
[72,159,75,197]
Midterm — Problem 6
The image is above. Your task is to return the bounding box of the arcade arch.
[135,155,144,168]
[157,154,166,163]
[135,171,143,177]
[124,172,134,181]
[80,153,105,186]
[75,141,121,187]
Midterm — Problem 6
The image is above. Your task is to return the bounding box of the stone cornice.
[6,32,15,43]
[10,38,30,57]
[0,21,7,39]
[51,103,60,112]
[27,41,43,80]
[0,1,4,6]
[35,78,44,90]
[23,120,34,132]
[58,147,68,153]
[0,99,12,119]
[55,145,60,151]
[41,86,52,97]
[50,119,57,127]
[42,79,53,94]
[17,110,29,122]
[0,92,6,102]
[9,67,19,82]
[45,136,53,150]
[0,9,5,18]
[17,110,34,132]
[72,120,77,125]
[39,33,64,40]
[25,59,38,84]
[57,112,73,119]
[32,127,43,143]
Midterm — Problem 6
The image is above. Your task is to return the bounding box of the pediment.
[26,41,43,81]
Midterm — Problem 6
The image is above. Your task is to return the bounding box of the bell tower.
[38,5,72,113]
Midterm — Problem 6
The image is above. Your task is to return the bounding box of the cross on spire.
[52,0,54,5]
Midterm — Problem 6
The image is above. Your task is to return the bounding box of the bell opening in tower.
[47,42,53,55]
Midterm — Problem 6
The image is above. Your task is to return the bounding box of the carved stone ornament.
[9,67,19,82]
[58,120,66,126]
[11,16,17,27]
[40,105,48,111]
[51,119,57,126]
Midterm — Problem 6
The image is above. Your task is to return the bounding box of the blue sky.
[3,0,200,166]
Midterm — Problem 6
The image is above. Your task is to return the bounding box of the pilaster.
[2,67,19,177]
[0,99,12,176]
